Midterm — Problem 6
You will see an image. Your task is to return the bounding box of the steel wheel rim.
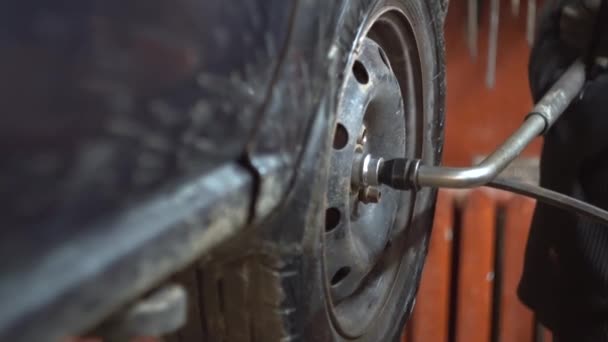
[323,7,424,337]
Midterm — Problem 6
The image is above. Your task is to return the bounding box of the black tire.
[169,0,446,341]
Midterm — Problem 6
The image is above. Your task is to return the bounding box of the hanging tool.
[486,0,500,88]
[467,0,479,59]
[527,0,536,45]
[512,0,521,16]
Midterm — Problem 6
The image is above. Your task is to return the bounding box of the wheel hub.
[325,37,408,301]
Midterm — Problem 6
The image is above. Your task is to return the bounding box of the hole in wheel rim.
[331,267,351,286]
[352,60,369,84]
[333,123,349,149]
[325,208,341,232]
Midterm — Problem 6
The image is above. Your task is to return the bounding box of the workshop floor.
[403,0,550,341]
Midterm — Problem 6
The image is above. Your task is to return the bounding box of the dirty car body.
[0,0,340,340]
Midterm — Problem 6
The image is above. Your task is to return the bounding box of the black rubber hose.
[487,177,608,226]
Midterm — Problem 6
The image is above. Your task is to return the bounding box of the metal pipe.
[531,59,587,129]
[527,0,537,46]
[416,114,546,188]
[467,0,478,59]
[413,60,586,189]
[486,0,500,88]
[512,0,520,17]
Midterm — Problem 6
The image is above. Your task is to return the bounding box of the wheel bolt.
[359,186,381,204]
[358,126,368,145]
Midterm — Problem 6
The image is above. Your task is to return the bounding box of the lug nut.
[362,154,383,186]
[359,186,382,204]
[352,153,384,187]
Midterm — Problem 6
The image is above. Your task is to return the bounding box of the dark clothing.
[517,1,608,340]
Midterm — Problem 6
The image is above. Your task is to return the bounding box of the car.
[0,0,447,341]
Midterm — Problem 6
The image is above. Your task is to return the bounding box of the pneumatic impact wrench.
[357,59,608,226]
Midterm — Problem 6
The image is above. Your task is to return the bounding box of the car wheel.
[172,0,446,341]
